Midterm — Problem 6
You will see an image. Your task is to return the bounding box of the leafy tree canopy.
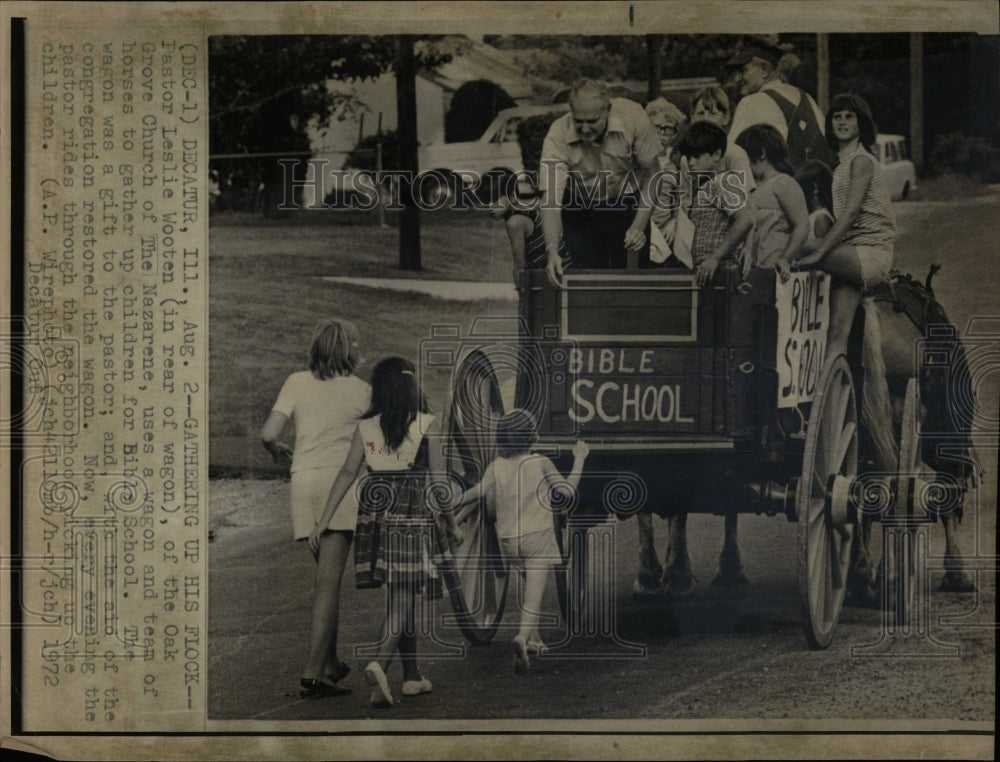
[209,35,456,211]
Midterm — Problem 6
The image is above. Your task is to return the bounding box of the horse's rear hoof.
[710,569,749,587]
[632,577,664,598]
[662,570,694,596]
[844,586,881,609]
[938,571,976,593]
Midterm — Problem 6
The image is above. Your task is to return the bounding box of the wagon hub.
[827,474,856,530]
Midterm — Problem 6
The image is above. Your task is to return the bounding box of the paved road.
[208,476,995,723]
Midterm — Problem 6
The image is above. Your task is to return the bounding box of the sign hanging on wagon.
[776,271,830,408]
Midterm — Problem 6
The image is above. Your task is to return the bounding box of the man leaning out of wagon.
[540,78,662,284]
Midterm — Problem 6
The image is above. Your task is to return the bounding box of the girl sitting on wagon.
[794,94,897,359]
[733,123,811,281]
[794,158,836,241]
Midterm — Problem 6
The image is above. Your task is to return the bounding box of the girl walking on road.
[260,319,370,698]
[314,356,458,707]
[452,409,589,675]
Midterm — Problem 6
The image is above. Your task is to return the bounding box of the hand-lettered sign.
[776,271,830,408]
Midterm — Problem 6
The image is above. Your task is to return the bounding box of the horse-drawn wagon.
[428,259,976,650]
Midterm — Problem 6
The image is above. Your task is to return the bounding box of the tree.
[209,35,455,215]
[444,80,516,143]
[396,36,421,271]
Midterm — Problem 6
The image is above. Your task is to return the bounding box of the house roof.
[420,38,536,100]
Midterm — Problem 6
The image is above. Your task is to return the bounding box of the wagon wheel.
[443,348,512,644]
[445,502,510,645]
[797,354,858,649]
[882,378,921,626]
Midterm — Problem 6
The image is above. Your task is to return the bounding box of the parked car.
[417,104,569,202]
[873,134,918,200]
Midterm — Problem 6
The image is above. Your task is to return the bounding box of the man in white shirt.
[540,79,662,282]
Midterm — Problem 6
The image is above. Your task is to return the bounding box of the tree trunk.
[816,33,829,114]
[646,35,663,101]
[910,32,924,175]
[395,35,421,271]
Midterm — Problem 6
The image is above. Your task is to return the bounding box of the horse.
[633,268,979,598]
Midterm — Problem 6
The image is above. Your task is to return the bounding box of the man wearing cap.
[540,79,662,285]
[727,38,830,168]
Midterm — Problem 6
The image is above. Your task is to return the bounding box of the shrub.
[929,131,1000,181]
[345,130,402,172]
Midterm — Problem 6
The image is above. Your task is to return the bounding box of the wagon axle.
[752,473,963,526]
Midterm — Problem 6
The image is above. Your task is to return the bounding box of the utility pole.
[910,32,924,175]
[646,35,663,101]
[395,35,421,270]
[816,33,830,113]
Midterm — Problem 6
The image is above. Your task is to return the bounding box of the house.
[303,37,537,206]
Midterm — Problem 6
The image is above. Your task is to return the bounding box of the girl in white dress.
[261,319,370,698]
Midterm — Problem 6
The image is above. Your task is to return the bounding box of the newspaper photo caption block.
[20,24,207,731]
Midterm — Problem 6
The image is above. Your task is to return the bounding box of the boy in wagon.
[674,120,755,287]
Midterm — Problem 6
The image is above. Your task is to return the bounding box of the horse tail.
[859,298,899,473]
[924,262,942,295]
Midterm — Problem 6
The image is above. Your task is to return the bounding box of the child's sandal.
[511,636,530,675]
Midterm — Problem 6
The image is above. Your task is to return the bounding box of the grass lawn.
[210,195,1000,454]
[210,208,519,441]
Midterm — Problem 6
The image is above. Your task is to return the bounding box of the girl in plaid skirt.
[312,356,457,708]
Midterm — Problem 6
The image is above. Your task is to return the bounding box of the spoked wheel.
[797,354,858,649]
[441,348,515,644]
[445,506,510,645]
[883,378,922,626]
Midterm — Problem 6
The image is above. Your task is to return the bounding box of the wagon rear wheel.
[442,348,514,644]
[797,354,858,649]
[445,507,509,645]
[883,378,922,626]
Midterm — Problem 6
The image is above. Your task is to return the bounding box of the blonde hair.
[645,97,686,127]
[309,319,360,379]
[691,86,731,119]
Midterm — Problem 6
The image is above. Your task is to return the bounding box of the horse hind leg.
[633,513,664,596]
[711,512,749,586]
[661,513,695,595]
[846,515,879,607]
[939,514,976,592]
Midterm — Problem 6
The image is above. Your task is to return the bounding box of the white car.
[417,104,569,200]
[873,134,918,200]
